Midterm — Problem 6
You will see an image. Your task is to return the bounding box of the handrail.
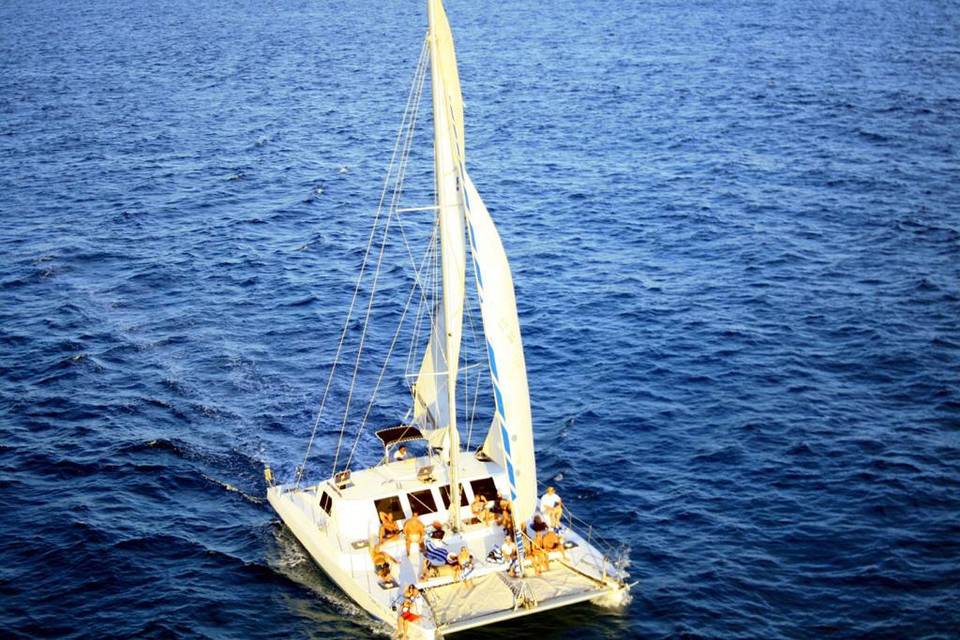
[531,479,627,570]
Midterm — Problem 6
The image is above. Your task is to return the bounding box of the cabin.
[304,425,508,548]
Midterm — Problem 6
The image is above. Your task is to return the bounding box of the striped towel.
[424,541,450,566]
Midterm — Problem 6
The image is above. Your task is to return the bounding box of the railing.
[534,483,629,583]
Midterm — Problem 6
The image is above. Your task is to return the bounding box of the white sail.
[412,304,447,431]
[423,0,468,527]
[463,171,538,523]
[413,0,466,439]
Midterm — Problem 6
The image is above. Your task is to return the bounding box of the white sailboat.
[266,1,630,637]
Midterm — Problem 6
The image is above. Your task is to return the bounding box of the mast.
[427,0,467,531]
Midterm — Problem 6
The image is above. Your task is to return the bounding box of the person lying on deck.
[498,495,513,529]
[403,509,426,556]
[369,542,399,582]
[490,492,504,520]
[379,511,400,544]
[528,514,549,540]
[502,517,516,542]
[420,539,458,581]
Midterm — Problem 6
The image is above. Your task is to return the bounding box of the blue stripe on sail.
[500,424,512,457]
[486,342,498,380]
[506,461,516,488]
[468,223,478,252]
[494,386,505,418]
[460,163,471,210]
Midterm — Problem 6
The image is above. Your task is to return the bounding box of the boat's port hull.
[267,486,409,634]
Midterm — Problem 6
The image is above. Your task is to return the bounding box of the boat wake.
[200,473,265,505]
[268,526,394,638]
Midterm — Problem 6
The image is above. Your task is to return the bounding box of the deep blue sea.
[2,0,959,638]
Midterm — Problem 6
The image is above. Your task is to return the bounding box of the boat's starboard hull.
[268,481,628,639]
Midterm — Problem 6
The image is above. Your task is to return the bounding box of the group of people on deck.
[370,485,566,638]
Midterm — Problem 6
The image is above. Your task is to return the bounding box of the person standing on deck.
[403,509,426,556]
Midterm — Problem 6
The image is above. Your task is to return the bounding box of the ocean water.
[2,0,959,638]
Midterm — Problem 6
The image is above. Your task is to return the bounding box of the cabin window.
[319,491,333,515]
[407,489,437,516]
[469,477,498,502]
[374,495,405,523]
[438,484,469,509]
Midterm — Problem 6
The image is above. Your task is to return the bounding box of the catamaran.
[266,1,630,637]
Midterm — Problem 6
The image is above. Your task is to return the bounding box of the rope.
[404,224,435,380]
[463,221,485,451]
[344,228,436,469]
[297,37,429,486]
[463,311,483,451]
[401,215,439,412]
[343,35,431,469]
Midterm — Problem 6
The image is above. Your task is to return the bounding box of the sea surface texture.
[2,0,959,638]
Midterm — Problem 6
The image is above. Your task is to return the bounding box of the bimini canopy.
[375,425,426,449]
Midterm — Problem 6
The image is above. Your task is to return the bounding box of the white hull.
[267,458,627,638]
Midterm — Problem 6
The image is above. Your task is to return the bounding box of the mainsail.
[414,0,468,527]
[413,0,536,528]
[463,172,538,523]
[412,0,466,437]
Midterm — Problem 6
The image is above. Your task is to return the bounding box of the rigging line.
[344,222,437,470]
[462,295,478,450]
[303,37,428,482]
[403,362,484,378]
[335,35,429,473]
[405,220,438,379]
[332,183,395,475]
[463,222,484,451]
[344,50,429,462]
[400,56,436,382]
[389,92,437,333]
[404,248,427,378]
[461,285,472,448]
[405,254,428,378]
[383,45,429,379]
